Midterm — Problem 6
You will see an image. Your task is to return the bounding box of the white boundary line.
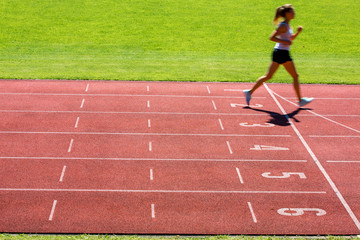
[49,200,57,221]
[1,109,358,117]
[0,109,272,116]
[80,98,85,108]
[150,169,154,180]
[264,83,360,231]
[0,131,291,138]
[206,86,211,94]
[67,139,74,153]
[85,84,89,92]
[218,119,224,130]
[211,100,217,110]
[0,188,326,194]
[74,117,80,128]
[59,165,67,182]
[310,135,360,138]
[327,160,360,163]
[247,202,257,223]
[236,167,244,184]
[226,141,233,154]
[281,97,360,100]
[0,156,308,162]
[271,90,360,134]
[0,92,266,99]
[151,204,156,218]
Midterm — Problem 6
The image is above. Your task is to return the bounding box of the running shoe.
[298,97,313,107]
[243,89,252,106]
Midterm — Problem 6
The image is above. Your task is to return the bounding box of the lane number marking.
[240,122,275,127]
[278,208,326,216]
[231,103,263,108]
[250,145,289,151]
[262,172,307,179]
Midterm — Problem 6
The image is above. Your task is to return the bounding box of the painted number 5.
[278,208,326,216]
[262,172,307,179]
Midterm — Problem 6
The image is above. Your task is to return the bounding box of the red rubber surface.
[0,79,360,235]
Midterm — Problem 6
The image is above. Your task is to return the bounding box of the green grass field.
[1,0,359,83]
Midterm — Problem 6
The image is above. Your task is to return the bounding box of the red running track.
[0,79,360,235]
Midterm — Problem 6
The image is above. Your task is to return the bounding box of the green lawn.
[1,0,359,83]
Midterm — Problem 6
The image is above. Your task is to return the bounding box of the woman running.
[244,4,313,107]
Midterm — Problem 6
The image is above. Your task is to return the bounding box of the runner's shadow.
[244,107,305,127]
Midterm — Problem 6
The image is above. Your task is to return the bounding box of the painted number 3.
[278,208,326,216]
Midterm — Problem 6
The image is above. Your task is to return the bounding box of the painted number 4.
[278,208,326,216]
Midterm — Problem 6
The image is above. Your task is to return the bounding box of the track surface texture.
[0,79,360,235]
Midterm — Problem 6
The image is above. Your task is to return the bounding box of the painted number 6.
[278,208,326,216]
[262,172,307,179]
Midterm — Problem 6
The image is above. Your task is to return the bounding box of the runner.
[243,4,313,107]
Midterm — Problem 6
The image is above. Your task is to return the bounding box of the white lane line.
[212,100,217,110]
[224,89,243,92]
[264,83,360,231]
[271,90,360,134]
[68,139,74,153]
[85,84,89,92]
[147,86,150,92]
[327,161,360,163]
[310,135,360,138]
[0,131,291,138]
[226,141,233,154]
[59,166,67,182]
[206,86,211,94]
[236,168,244,184]
[147,100,150,108]
[151,204,155,218]
[218,119,224,130]
[282,97,360,100]
[0,92,266,99]
[0,109,276,116]
[49,200,57,221]
[0,156,308,162]
[247,202,257,223]
[149,142,152,152]
[80,98,85,108]
[236,167,244,184]
[148,119,151,128]
[74,117,80,128]
[150,169,154,181]
[0,188,326,194]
